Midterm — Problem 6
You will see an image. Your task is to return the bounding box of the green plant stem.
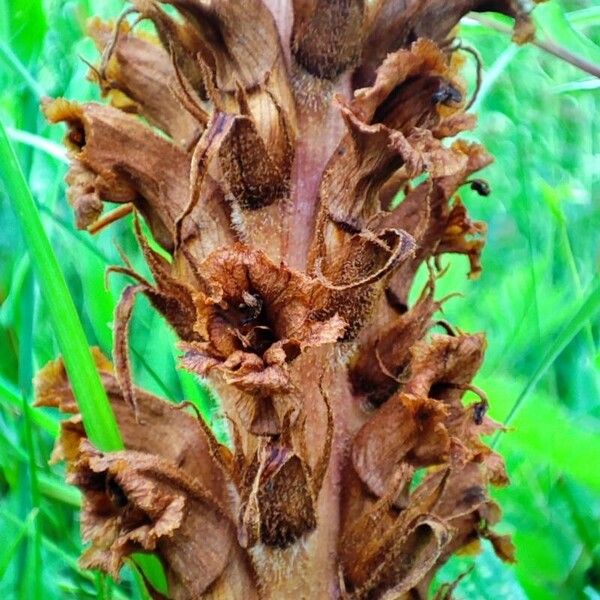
[0,119,123,451]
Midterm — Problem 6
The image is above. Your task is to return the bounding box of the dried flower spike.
[38,1,541,598]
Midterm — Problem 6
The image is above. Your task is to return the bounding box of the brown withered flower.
[37,1,541,598]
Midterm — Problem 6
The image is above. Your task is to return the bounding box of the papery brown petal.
[234,390,280,436]
[404,333,486,400]
[159,0,283,92]
[297,313,348,350]
[384,141,493,302]
[220,352,290,395]
[371,517,450,600]
[88,18,201,148]
[113,278,201,414]
[437,197,487,279]
[292,0,365,80]
[413,463,488,522]
[179,344,286,433]
[432,112,478,139]
[43,98,189,250]
[179,341,226,378]
[130,217,202,341]
[358,0,534,87]
[479,447,509,488]
[482,528,516,563]
[311,40,466,263]
[72,443,234,598]
[37,351,231,494]
[50,415,87,465]
[197,243,346,344]
[310,39,467,304]
[317,114,401,228]
[35,347,112,413]
[114,284,141,412]
[227,367,290,397]
[352,393,449,497]
[130,0,207,93]
[341,486,450,600]
[350,282,440,404]
[391,128,469,179]
[352,39,450,128]
[64,162,104,229]
[409,457,512,569]
[45,99,233,262]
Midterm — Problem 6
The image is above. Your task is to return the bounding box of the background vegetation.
[0,0,598,598]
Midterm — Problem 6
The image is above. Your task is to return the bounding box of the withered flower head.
[40,1,533,597]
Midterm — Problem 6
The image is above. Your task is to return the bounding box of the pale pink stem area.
[263,0,293,69]
[286,75,352,270]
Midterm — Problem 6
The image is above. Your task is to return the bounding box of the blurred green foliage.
[0,1,598,599]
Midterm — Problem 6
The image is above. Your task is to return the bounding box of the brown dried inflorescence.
[38,1,537,598]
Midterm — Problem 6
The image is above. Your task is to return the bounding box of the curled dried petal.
[72,443,234,598]
[352,393,450,497]
[88,18,201,147]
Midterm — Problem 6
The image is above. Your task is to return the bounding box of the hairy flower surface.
[37,1,542,598]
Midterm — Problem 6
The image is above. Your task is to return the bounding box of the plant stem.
[469,13,600,79]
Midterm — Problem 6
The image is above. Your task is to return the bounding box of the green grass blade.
[0,509,38,578]
[0,374,59,436]
[0,42,44,98]
[5,126,68,163]
[37,473,82,508]
[0,509,130,600]
[0,119,123,451]
[568,7,600,28]
[535,3,600,66]
[21,394,42,600]
[497,279,600,433]
[485,374,600,492]
[553,79,600,93]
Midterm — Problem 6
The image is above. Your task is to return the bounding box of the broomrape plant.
[35,1,544,598]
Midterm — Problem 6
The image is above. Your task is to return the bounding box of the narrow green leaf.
[0,374,59,436]
[568,7,600,29]
[132,554,168,596]
[5,126,68,163]
[0,509,130,600]
[534,3,600,66]
[20,394,42,600]
[0,508,38,578]
[553,79,600,93]
[0,42,44,98]
[485,374,600,492]
[497,278,600,431]
[37,473,82,508]
[0,119,122,450]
